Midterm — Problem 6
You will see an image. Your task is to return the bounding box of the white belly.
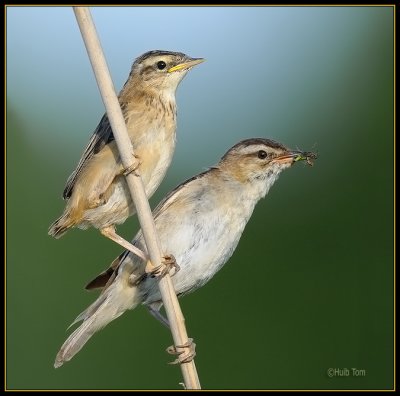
[140,194,253,304]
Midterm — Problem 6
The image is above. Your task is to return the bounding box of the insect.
[294,151,318,167]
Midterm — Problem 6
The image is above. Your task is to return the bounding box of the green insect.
[294,151,318,166]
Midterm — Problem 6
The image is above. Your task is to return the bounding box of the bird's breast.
[125,100,177,196]
[141,197,251,303]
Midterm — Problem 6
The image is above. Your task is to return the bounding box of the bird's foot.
[122,154,141,176]
[166,338,196,365]
[145,254,180,278]
[161,254,180,276]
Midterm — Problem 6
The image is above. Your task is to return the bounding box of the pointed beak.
[167,57,205,73]
[271,150,318,166]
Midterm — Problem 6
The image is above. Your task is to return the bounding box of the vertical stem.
[73,6,201,390]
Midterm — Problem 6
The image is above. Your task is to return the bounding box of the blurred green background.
[6,6,394,390]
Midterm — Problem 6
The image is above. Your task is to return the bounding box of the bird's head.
[129,50,204,92]
[219,138,317,198]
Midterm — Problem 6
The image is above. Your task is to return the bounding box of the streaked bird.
[49,50,204,258]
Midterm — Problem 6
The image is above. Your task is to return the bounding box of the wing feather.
[63,114,114,199]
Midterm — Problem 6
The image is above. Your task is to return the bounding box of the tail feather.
[67,292,109,330]
[55,312,105,368]
[54,272,140,368]
[48,213,76,239]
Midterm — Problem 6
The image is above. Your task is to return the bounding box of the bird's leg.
[100,226,148,262]
[121,153,141,177]
[146,283,196,366]
[145,254,180,278]
[147,303,170,329]
[166,338,197,365]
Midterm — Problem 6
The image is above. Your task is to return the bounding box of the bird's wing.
[85,251,127,291]
[152,169,213,218]
[63,114,115,199]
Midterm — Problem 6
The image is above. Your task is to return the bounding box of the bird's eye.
[257,150,268,159]
[157,61,167,70]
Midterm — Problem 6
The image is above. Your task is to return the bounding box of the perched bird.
[48,50,204,257]
[54,138,317,368]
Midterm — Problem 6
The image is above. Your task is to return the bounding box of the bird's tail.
[49,195,85,238]
[54,267,140,368]
[48,212,77,238]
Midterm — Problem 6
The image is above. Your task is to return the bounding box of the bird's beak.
[167,58,205,73]
[271,150,318,166]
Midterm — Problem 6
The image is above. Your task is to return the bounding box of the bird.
[48,50,204,259]
[54,137,317,368]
